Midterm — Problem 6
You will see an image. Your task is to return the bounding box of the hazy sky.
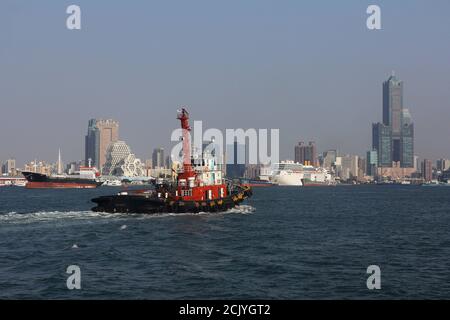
[1,0,450,166]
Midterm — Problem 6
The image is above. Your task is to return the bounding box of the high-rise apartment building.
[85,119,119,170]
[294,141,318,166]
[422,159,433,182]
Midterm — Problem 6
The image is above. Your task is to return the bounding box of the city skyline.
[2,1,450,165]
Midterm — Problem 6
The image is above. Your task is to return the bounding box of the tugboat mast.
[177,108,196,181]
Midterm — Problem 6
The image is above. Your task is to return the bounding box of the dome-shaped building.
[102,141,144,177]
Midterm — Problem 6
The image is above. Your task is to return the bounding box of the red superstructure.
[174,108,228,202]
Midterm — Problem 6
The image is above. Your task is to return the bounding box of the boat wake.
[0,205,256,224]
[0,210,119,224]
[227,205,256,215]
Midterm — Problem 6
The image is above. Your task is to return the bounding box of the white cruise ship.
[260,161,335,186]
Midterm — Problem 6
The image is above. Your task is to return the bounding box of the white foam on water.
[227,205,256,215]
[0,205,256,224]
[0,210,121,224]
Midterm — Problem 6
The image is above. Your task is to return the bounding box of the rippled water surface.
[1,185,450,299]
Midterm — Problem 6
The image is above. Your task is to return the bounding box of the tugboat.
[91,108,252,214]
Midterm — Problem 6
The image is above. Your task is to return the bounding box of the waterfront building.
[152,147,165,169]
[377,162,417,181]
[143,159,153,177]
[147,167,172,179]
[437,159,450,172]
[414,155,420,173]
[294,141,318,167]
[85,119,119,169]
[440,169,450,183]
[165,155,172,170]
[144,159,153,169]
[322,150,337,171]
[372,73,415,171]
[1,158,16,176]
[422,159,433,182]
[337,155,359,181]
[24,160,52,175]
[102,141,144,177]
[358,157,366,178]
[244,164,260,180]
[366,150,378,177]
[66,161,82,175]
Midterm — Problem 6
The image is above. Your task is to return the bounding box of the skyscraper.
[97,119,119,170]
[383,72,403,137]
[85,119,119,170]
[85,119,100,168]
[152,147,165,169]
[372,73,414,169]
[372,122,392,166]
[294,141,318,166]
[400,109,414,168]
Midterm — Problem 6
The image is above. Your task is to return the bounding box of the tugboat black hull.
[91,187,252,214]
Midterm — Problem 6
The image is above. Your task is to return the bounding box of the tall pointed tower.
[57,149,63,175]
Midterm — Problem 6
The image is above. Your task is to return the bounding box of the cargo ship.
[22,166,102,189]
[91,108,252,214]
